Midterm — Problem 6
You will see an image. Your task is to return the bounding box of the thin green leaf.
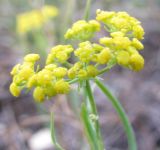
[50,112,65,150]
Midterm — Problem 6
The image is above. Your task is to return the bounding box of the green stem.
[98,66,111,75]
[50,112,64,150]
[84,0,92,21]
[98,62,116,75]
[60,0,75,43]
[94,78,137,150]
[85,80,97,115]
[68,78,79,84]
[85,80,104,149]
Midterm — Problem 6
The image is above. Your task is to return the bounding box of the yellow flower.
[133,25,145,40]
[16,5,58,34]
[53,67,67,78]
[9,83,20,97]
[65,20,100,40]
[41,5,58,21]
[46,54,54,65]
[97,48,111,64]
[54,79,70,94]
[47,45,74,63]
[116,51,130,66]
[27,74,37,88]
[113,36,131,50]
[78,69,88,79]
[68,68,76,79]
[24,54,40,62]
[33,87,45,102]
[132,38,144,50]
[111,31,124,37]
[45,64,57,71]
[18,67,34,81]
[10,10,145,103]
[44,84,56,97]
[10,64,21,76]
[99,37,113,46]
[75,41,94,62]
[96,9,145,39]
[129,54,144,71]
[96,9,115,23]
[86,65,98,77]
[37,69,53,86]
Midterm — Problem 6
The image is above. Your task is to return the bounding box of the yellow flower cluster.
[17,5,58,34]
[100,31,144,71]
[46,45,74,64]
[65,20,100,41]
[10,54,40,97]
[74,41,111,64]
[10,54,70,102]
[96,10,145,40]
[10,10,145,102]
[68,62,98,79]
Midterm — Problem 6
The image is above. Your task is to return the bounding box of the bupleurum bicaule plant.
[10,1,145,150]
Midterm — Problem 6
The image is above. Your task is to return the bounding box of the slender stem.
[95,78,137,150]
[98,66,111,75]
[98,63,116,75]
[85,80,104,149]
[62,61,73,68]
[86,80,97,115]
[67,78,79,84]
[84,0,92,20]
[50,112,64,150]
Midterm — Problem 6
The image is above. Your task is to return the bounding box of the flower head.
[16,5,58,34]
[10,9,145,103]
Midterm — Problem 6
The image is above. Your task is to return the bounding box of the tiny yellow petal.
[9,83,20,97]
[33,87,45,102]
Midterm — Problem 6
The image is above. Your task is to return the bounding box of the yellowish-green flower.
[10,10,145,103]
[33,87,45,102]
[129,54,144,71]
[65,20,100,41]
[53,67,67,78]
[86,65,98,77]
[41,5,58,21]
[24,54,40,62]
[68,68,77,79]
[46,45,74,64]
[132,38,144,50]
[96,9,145,39]
[54,79,70,94]
[116,51,130,66]
[97,48,111,64]
[16,5,58,34]
[78,69,88,79]
[9,83,21,97]
[36,69,53,86]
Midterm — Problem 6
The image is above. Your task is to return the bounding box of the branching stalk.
[85,80,104,149]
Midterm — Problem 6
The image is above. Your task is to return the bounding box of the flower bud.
[33,87,45,102]
[132,38,144,50]
[86,65,98,77]
[53,67,67,78]
[54,80,70,94]
[24,54,40,62]
[97,48,111,64]
[9,83,20,97]
[129,54,144,71]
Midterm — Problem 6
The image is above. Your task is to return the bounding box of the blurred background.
[0,0,160,150]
